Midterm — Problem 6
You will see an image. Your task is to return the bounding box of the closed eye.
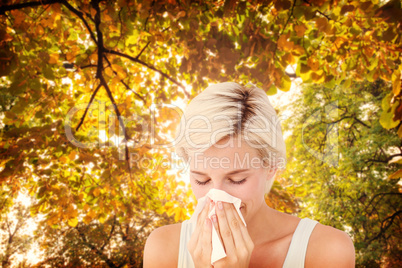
[230,178,247,185]
[195,179,210,185]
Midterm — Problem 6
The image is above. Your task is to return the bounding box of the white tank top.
[177,217,318,268]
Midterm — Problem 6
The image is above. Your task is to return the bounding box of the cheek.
[190,183,210,200]
[233,178,266,203]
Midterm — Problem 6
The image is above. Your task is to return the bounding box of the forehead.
[188,136,261,171]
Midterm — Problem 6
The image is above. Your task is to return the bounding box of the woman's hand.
[188,198,214,268]
[188,199,254,268]
[212,201,254,268]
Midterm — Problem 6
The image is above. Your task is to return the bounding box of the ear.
[266,168,277,181]
[264,168,277,194]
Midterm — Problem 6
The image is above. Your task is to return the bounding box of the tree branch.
[104,49,186,90]
[273,0,296,56]
[316,10,332,21]
[60,0,97,44]
[100,216,116,251]
[103,56,146,104]
[302,0,332,21]
[0,0,98,45]
[0,0,60,14]
[75,226,118,268]
[322,115,370,129]
[280,0,296,37]
[364,192,402,213]
[100,76,130,162]
[143,0,156,32]
[368,210,402,243]
[353,117,371,128]
[80,64,98,69]
[135,41,151,60]
[90,0,130,163]
[75,84,101,131]
[91,0,103,79]
[365,153,402,165]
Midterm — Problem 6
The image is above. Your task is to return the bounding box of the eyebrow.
[190,169,250,176]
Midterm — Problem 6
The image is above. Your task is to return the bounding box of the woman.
[144,82,355,267]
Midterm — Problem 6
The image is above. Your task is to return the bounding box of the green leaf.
[43,65,55,80]
[280,75,292,92]
[267,84,277,95]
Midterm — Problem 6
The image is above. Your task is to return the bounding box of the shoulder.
[143,223,182,268]
[306,222,355,268]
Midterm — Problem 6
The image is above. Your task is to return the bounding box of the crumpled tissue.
[189,189,246,264]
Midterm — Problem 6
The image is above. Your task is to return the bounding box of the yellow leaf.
[277,34,293,52]
[105,67,114,77]
[174,207,186,222]
[11,10,25,27]
[67,217,78,227]
[307,58,319,72]
[83,215,92,224]
[112,64,126,79]
[392,70,401,96]
[48,53,59,64]
[311,72,325,83]
[93,188,100,197]
[294,24,307,37]
[35,25,44,36]
[59,156,68,163]
[380,93,401,129]
[398,124,402,138]
[89,53,98,62]
[98,214,107,224]
[282,53,295,65]
[111,76,120,85]
[388,169,402,179]
[103,13,113,22]
[67,206,78,218]
[88,209,96,219]
[280,75,292,91]
[68,151,77,160]
[47,213,59,226]
[52,3,62,14]
[177,11,186,18]
[267,84,277,95]
[315,17,328,32]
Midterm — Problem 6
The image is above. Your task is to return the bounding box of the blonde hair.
[175,82,286,170]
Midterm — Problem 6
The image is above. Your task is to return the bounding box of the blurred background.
[0,0,401,267]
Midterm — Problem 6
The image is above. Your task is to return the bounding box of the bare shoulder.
[306,222,355,268]
[143,223,182,268]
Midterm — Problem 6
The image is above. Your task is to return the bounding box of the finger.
[211,211,223,246]
[200,217,213,260]
[215,201,235,253]
[192,198,211,249]
[223,203,246,248]
[232,204,254,248]
[189,217,213,265]
[197,197,211,229]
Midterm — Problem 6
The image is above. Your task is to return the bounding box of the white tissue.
[189,189,246,264]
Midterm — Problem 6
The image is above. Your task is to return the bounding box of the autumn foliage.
[0,0,401,266]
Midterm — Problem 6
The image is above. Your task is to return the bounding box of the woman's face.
[189,136,275,222]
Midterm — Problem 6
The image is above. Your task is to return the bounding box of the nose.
[211,180,226,192]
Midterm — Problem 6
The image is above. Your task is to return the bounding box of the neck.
[245,203,281,246]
